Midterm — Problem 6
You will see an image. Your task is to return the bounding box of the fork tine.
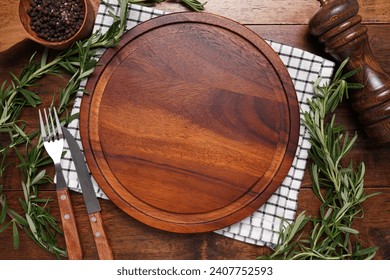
[43,108,52,140]
[53,107,63,138]
[48,108,57,141]
[38,109,47,140]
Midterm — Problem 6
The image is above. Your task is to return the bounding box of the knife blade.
[62,126,114,260]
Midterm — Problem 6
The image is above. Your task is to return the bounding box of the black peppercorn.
[28,0,84,42]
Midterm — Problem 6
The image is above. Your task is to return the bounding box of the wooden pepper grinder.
[309,0,390,145]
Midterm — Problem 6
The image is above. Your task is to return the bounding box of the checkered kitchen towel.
[61,0,335,248]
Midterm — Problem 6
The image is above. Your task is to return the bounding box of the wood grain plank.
[156,0,390,24]
[0,188,389,259]
[1,0,389,49]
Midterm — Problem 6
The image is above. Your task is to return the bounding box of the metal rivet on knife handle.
[88,212,114,260]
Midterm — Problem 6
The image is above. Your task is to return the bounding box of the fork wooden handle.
[56,188,83,260]
[88,212,114,260]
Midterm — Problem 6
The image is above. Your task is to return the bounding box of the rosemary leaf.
[12,221,20,249]
[0,220,12,234]
[180,0,206,11]
[127,0,206,12]
[40,48,49,68]
[0,195,7,224]
[30,169,47,186]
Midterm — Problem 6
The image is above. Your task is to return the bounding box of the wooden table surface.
[1,0,389,260]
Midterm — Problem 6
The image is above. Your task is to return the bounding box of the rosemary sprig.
[264,59,379,260]
[127,0,165,5]
[178,0,206,11]
[128,0,206,12]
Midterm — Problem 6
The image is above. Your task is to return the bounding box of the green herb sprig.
[264,59,379,260]
[128,0,206,12]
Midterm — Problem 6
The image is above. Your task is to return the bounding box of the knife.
[62,126,114,260]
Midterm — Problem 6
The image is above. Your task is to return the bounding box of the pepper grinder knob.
[309,0,390,145]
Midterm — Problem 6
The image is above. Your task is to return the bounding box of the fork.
[39,108,82,260]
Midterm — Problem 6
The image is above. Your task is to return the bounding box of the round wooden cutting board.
[80,12,300,233]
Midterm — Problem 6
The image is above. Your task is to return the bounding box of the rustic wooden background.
[0,0,389,259]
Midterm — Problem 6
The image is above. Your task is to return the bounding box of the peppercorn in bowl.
[19,0,95,50]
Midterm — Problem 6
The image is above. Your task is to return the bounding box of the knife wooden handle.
[56,188,83,260]
[88,212,114,260]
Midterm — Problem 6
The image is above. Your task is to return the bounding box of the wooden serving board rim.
[79,12,300,233]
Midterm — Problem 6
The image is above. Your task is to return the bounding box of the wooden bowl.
[18,0,95,50]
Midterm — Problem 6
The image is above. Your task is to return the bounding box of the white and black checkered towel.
[61,0,335,248]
